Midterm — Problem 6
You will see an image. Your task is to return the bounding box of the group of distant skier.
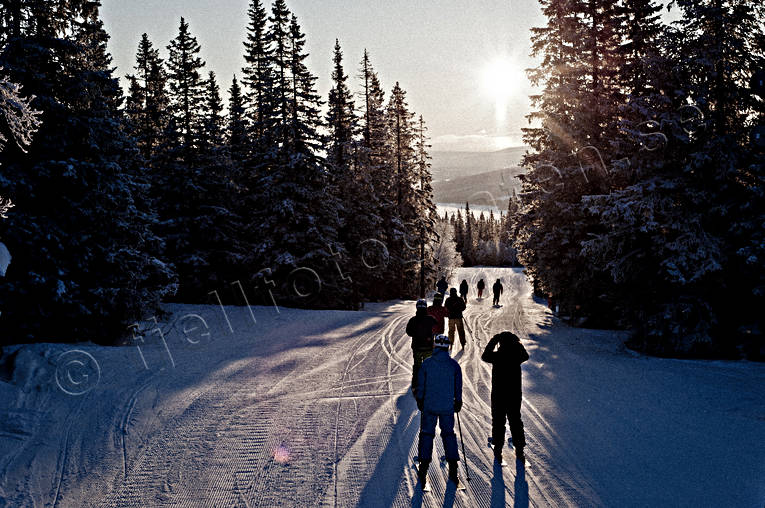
[405,275,528,491]
[442,275,504,307]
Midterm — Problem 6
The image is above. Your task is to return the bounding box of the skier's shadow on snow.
[442,482,458,507]
[491,461,506,507]
[489,459,528,507]
[514,462,529,508]
[357,392,419,507]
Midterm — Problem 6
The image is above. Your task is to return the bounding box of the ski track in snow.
[2,267,765,507]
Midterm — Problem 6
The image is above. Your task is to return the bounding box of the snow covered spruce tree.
[356,50,401,300]
[125,33,170,162]
[453,209,465,255]
[517,0,633,322]
[448,203,513,267]
[235,0,276,303]
[519,0,764,356]
[241,3,348,307]
[326,40,383,307]
[150,18,244,302]
[584,0,765,356]
[383,82,437,298]
[231,1,438,307]
[197,71,248,292]
[0,1,175,344]
[432,214,462,282]
[226,76,249,172]
[669,0,765,357]
[462,201,475,265]
[412,114,438,297]
[499,192,521,266]
[241,0,273,152]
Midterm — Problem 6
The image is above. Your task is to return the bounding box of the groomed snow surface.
[1,268,763,507]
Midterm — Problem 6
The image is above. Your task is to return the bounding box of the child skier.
[481,331,529,463]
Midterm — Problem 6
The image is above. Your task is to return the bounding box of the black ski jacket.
[459,280,468,296]
[492,281,503,296]
[481,332,528,396]
[436,278,448,294]
[445,293,466,319]
[406,309,438,351]
[477,280,485,290]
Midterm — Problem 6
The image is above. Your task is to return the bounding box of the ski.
[451,479,467,491]
[412,457,431,492]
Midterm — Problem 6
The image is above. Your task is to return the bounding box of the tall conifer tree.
[166,17,205,152]
[0,0,175,344]
[227,75,248,167]
[326,40,382,305]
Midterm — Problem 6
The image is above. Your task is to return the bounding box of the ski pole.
[463,318,473,338]
[456,411,471,482]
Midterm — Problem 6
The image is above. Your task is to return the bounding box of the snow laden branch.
[1,70,40,277]
[0,69,41,153]
[0,196,12,218]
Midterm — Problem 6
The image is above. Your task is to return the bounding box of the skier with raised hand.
[481,331,529,463]
[406,299,438,396]
[492,278,503,307]
[415,334,463,490]
[445,288,467,349]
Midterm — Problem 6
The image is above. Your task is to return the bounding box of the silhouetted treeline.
[0,0,439,345]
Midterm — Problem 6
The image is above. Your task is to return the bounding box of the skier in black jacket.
[406,299,438,395]
[459,279,469,302]
[492,279,503,306]
[436,276,448,295]
[444,288,467,349]
[481,331,529,463]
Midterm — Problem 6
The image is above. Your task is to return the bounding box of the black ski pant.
[412,349,432,395]
[491,391,525,454]
[492,293,500,306]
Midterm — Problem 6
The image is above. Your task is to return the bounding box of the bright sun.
[482,57,525,102]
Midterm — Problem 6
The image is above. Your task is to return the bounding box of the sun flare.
[482,57,525,101]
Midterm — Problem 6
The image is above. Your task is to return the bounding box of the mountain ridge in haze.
[431,146,528,206]
[430,146,528,182]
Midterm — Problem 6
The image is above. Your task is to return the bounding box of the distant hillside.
[433,167,524,207]
[430,146,529,183]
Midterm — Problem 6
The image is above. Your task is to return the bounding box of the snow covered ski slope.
[1,268,763,507]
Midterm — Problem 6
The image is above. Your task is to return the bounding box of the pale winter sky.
[101,0,677,152]
[102,0,546,152]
